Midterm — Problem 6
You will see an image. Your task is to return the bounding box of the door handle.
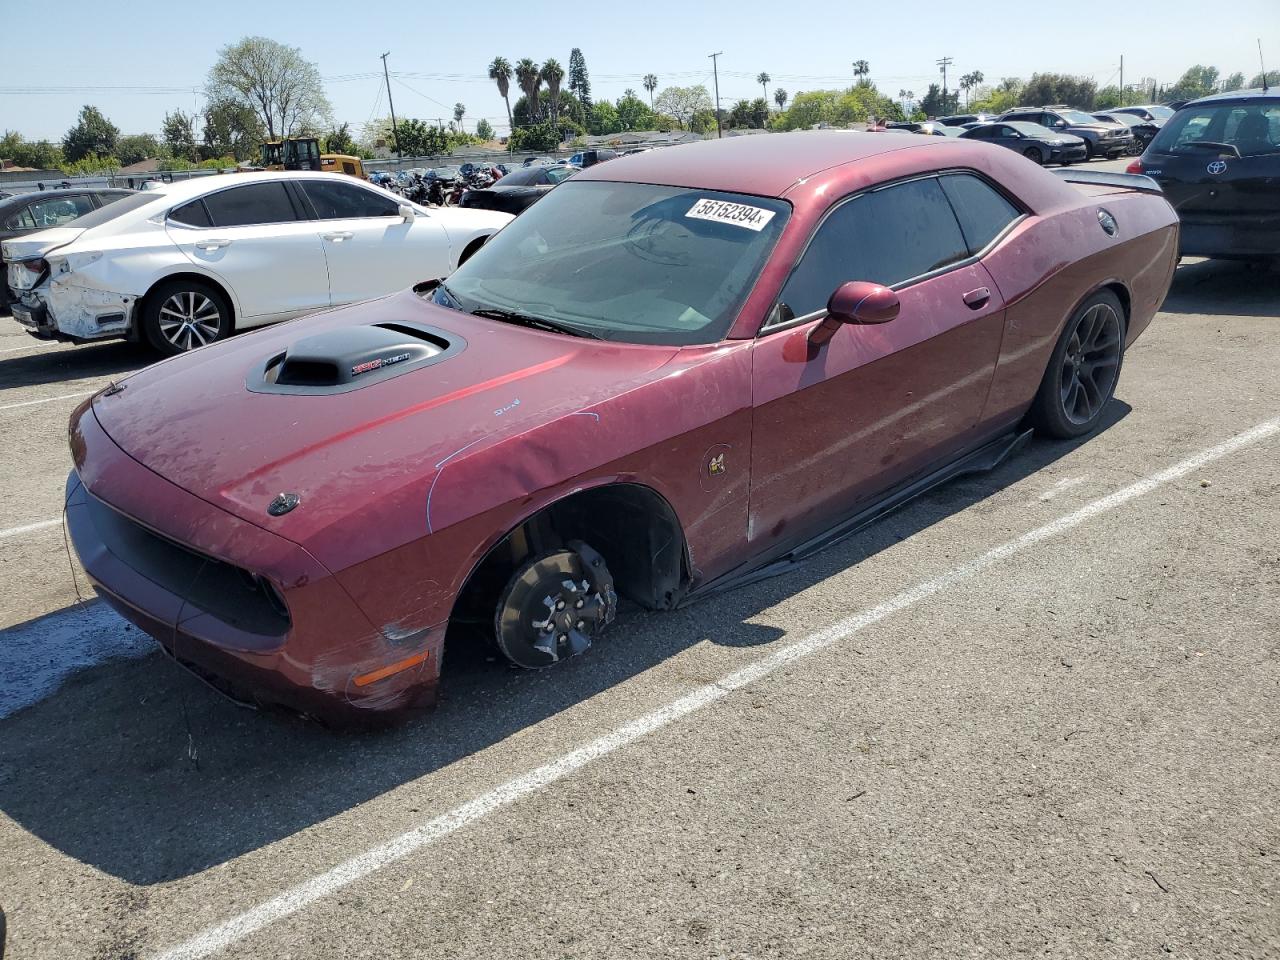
[196,239,231,251]
[962,286,991,309]
[321,231,354,242]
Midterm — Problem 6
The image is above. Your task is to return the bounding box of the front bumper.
[67,404,446,723]
[1051,144,1089,164]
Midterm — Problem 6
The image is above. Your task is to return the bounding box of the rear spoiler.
[1052,169,1163,195]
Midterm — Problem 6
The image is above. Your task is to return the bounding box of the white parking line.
[151,414,1280,960]
[0,342,48,354]
[0,390,92,412]
[0,518,61,540]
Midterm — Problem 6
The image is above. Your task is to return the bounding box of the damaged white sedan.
[3,172,510,355]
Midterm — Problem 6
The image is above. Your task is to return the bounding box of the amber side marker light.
[353,651,431,687]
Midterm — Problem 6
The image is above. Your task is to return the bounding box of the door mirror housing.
[808,281,900,347]
[398,202,416,222]
[1054,119,1067,128]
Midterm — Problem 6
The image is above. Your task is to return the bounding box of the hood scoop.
[248,321,466,395]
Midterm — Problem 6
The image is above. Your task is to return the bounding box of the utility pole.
[381,52,401,160]
[936,56,953,110]
[1119,54,1124,100]
[708,51,724,139]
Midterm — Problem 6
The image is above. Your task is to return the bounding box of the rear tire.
[1083,140,1095,161]
[141,279,232,356]
[1022,147,1043,165]
[1027,289,1125,440]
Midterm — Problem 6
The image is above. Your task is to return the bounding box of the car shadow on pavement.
[0,402,1130,885]
[0,340,151,391]
[1161,259,1280,318]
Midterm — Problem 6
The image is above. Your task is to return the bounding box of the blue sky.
[3,0,1277,140]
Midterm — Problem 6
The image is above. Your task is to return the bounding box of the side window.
[999,125,1018,138]
[202,182,299,227]
[94,192,127,208]
[300,180,399,219]
[777,177,969,319]
[4,206,37,230]
[170,199,213,227]
[939,174,1022,255]
[30,195,94,226]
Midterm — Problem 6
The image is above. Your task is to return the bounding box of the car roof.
[0,186,131,211]
[143,170,376,202]
[1184,87,1279,107]
[576,131,941,198]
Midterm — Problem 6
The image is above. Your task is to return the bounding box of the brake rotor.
[495,543,617,669]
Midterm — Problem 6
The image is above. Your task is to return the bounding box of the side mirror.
[809,281,900,347]
[1054,119,1067,128]
[398,202,416,222]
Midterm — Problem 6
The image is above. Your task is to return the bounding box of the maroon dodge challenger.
[66,133,1179,722]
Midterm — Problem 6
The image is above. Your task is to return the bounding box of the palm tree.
[453,102,465,131]
[774,87,788,111]
[488,57,514,132]
[542,58,564,127]
[515,58,542,122]
[899,88,914,113]
[853,60,870,86]
[959,70,984,108]
[757,72,771,102]
[643,73,658,108]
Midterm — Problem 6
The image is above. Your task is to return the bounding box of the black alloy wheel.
[1028,289,1125,439]
[495,542,617,669]
[1023,147,1043,165]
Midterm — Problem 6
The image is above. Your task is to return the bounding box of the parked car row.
[3,172,511,354]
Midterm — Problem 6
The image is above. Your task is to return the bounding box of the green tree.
[589,101,621,135]
[970,77,1023,114]
[475,118,495,141]
[62,105,119,162]
[1019,73,1097,110]
[0,131,63,170]
[515,58,543,122]
[919,83,960,118]
[1221,72,1245,92]
[1250,70,1280,88]
[568,48,592,110]
[1166,65,1219,102]
[774,88,788,111]
[115,133,160,165]
[453,102,466,131]
[959,71,984,108]
[162,109,199,161]
[324,122,356,155]
[615,91,656,131]
[203,97,265,161]
[643,73,658,108]
[507,121,560,152]
[757,72,771,101]
[654,85,712,129]
[853,60,870,86]
[542,59,565,126]
[488,57,515,132]
[206,36,330,139]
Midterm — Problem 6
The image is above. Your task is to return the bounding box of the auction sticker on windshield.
[686,198,777,231]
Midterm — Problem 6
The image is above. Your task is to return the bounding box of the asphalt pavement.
[0,218,1277,958]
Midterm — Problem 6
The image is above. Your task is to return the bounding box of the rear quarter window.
[938,174,1022,254]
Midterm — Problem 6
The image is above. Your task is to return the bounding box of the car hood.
[90,290,680,541]
[0,226,86,262]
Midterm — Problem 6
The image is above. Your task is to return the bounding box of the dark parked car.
[64,132,1177,722]
[460,163,577,215]
[999,107,1134,159]
[1109,104,1175,124]
[959,121,1088,165]
[1127,88,1280,261]
[568,148,618,167]
[1095,112,1161,152]
[937,113,997,126]
[0,187,132,308]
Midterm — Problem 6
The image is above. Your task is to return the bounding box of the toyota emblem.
[1206,160,1227,175]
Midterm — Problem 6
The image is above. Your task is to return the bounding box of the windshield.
[1010,122,1055,137]
[1148,105,1174,120]
[1059,110,1099,125]
[1149,102,1280,156]
[438,181,790,345]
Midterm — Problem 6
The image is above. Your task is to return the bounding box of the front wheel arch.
[446,482,690,650]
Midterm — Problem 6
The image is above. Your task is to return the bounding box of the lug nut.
[576,620,584,630]
[556,600,565,610]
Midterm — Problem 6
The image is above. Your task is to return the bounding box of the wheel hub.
[496,545,617,669]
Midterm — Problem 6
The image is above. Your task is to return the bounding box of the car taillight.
[1125,159,1143,174]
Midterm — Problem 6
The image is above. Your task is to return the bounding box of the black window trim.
[291,177,402,221]
[165,180,307,230]
[758,168,1028,337]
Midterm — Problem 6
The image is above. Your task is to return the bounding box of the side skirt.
[683,428,1033,603]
